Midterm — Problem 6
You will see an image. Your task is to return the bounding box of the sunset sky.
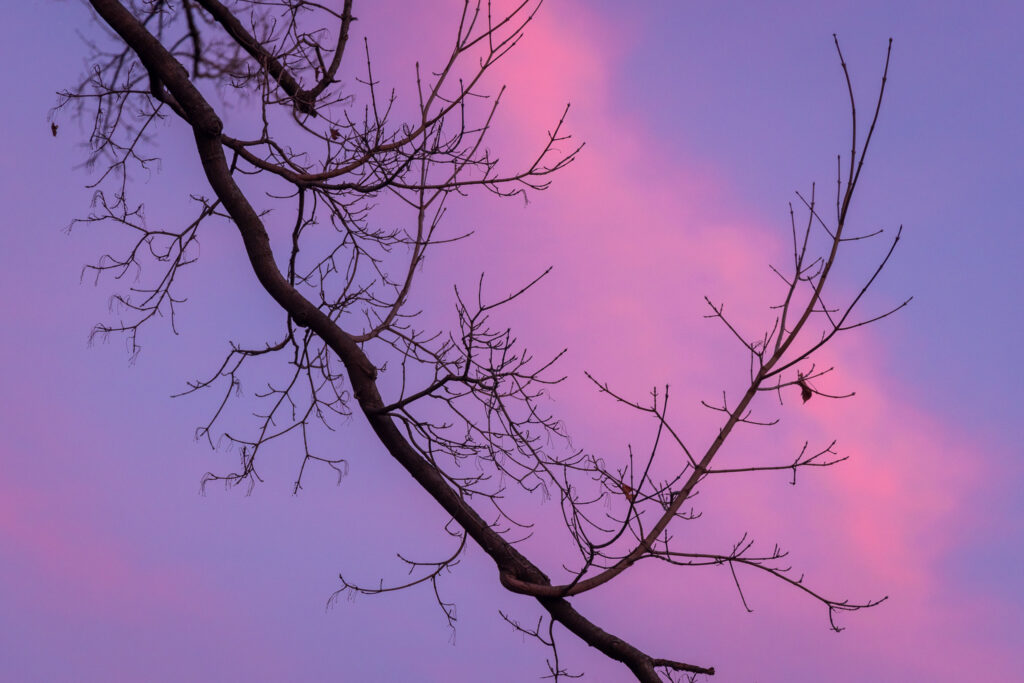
[2,1,1022,681]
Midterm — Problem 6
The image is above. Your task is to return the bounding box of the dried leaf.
[796,374,813,403]
[619,482,636,502]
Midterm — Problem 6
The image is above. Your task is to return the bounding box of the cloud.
[410,3,1017,679]
[0,465,210,625]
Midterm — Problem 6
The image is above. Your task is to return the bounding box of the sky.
[2,1,1022,681]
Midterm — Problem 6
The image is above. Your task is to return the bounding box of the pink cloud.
[0,474,210,624]
[400,4,1017,679]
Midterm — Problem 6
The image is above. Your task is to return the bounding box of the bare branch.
[62,5,903,679]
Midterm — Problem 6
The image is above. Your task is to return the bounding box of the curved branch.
[85,1,707,679]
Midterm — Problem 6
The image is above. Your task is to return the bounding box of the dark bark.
[85,0,711,678]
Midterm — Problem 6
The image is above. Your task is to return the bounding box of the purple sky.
[2,1,1022,681]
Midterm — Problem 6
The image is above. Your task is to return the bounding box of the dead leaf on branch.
[796,373,813,403]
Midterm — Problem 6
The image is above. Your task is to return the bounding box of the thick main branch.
[84,1,710,678]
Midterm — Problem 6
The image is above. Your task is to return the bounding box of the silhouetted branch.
[62,3,903,679]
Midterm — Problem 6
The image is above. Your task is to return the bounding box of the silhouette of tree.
[57,2,906,679]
